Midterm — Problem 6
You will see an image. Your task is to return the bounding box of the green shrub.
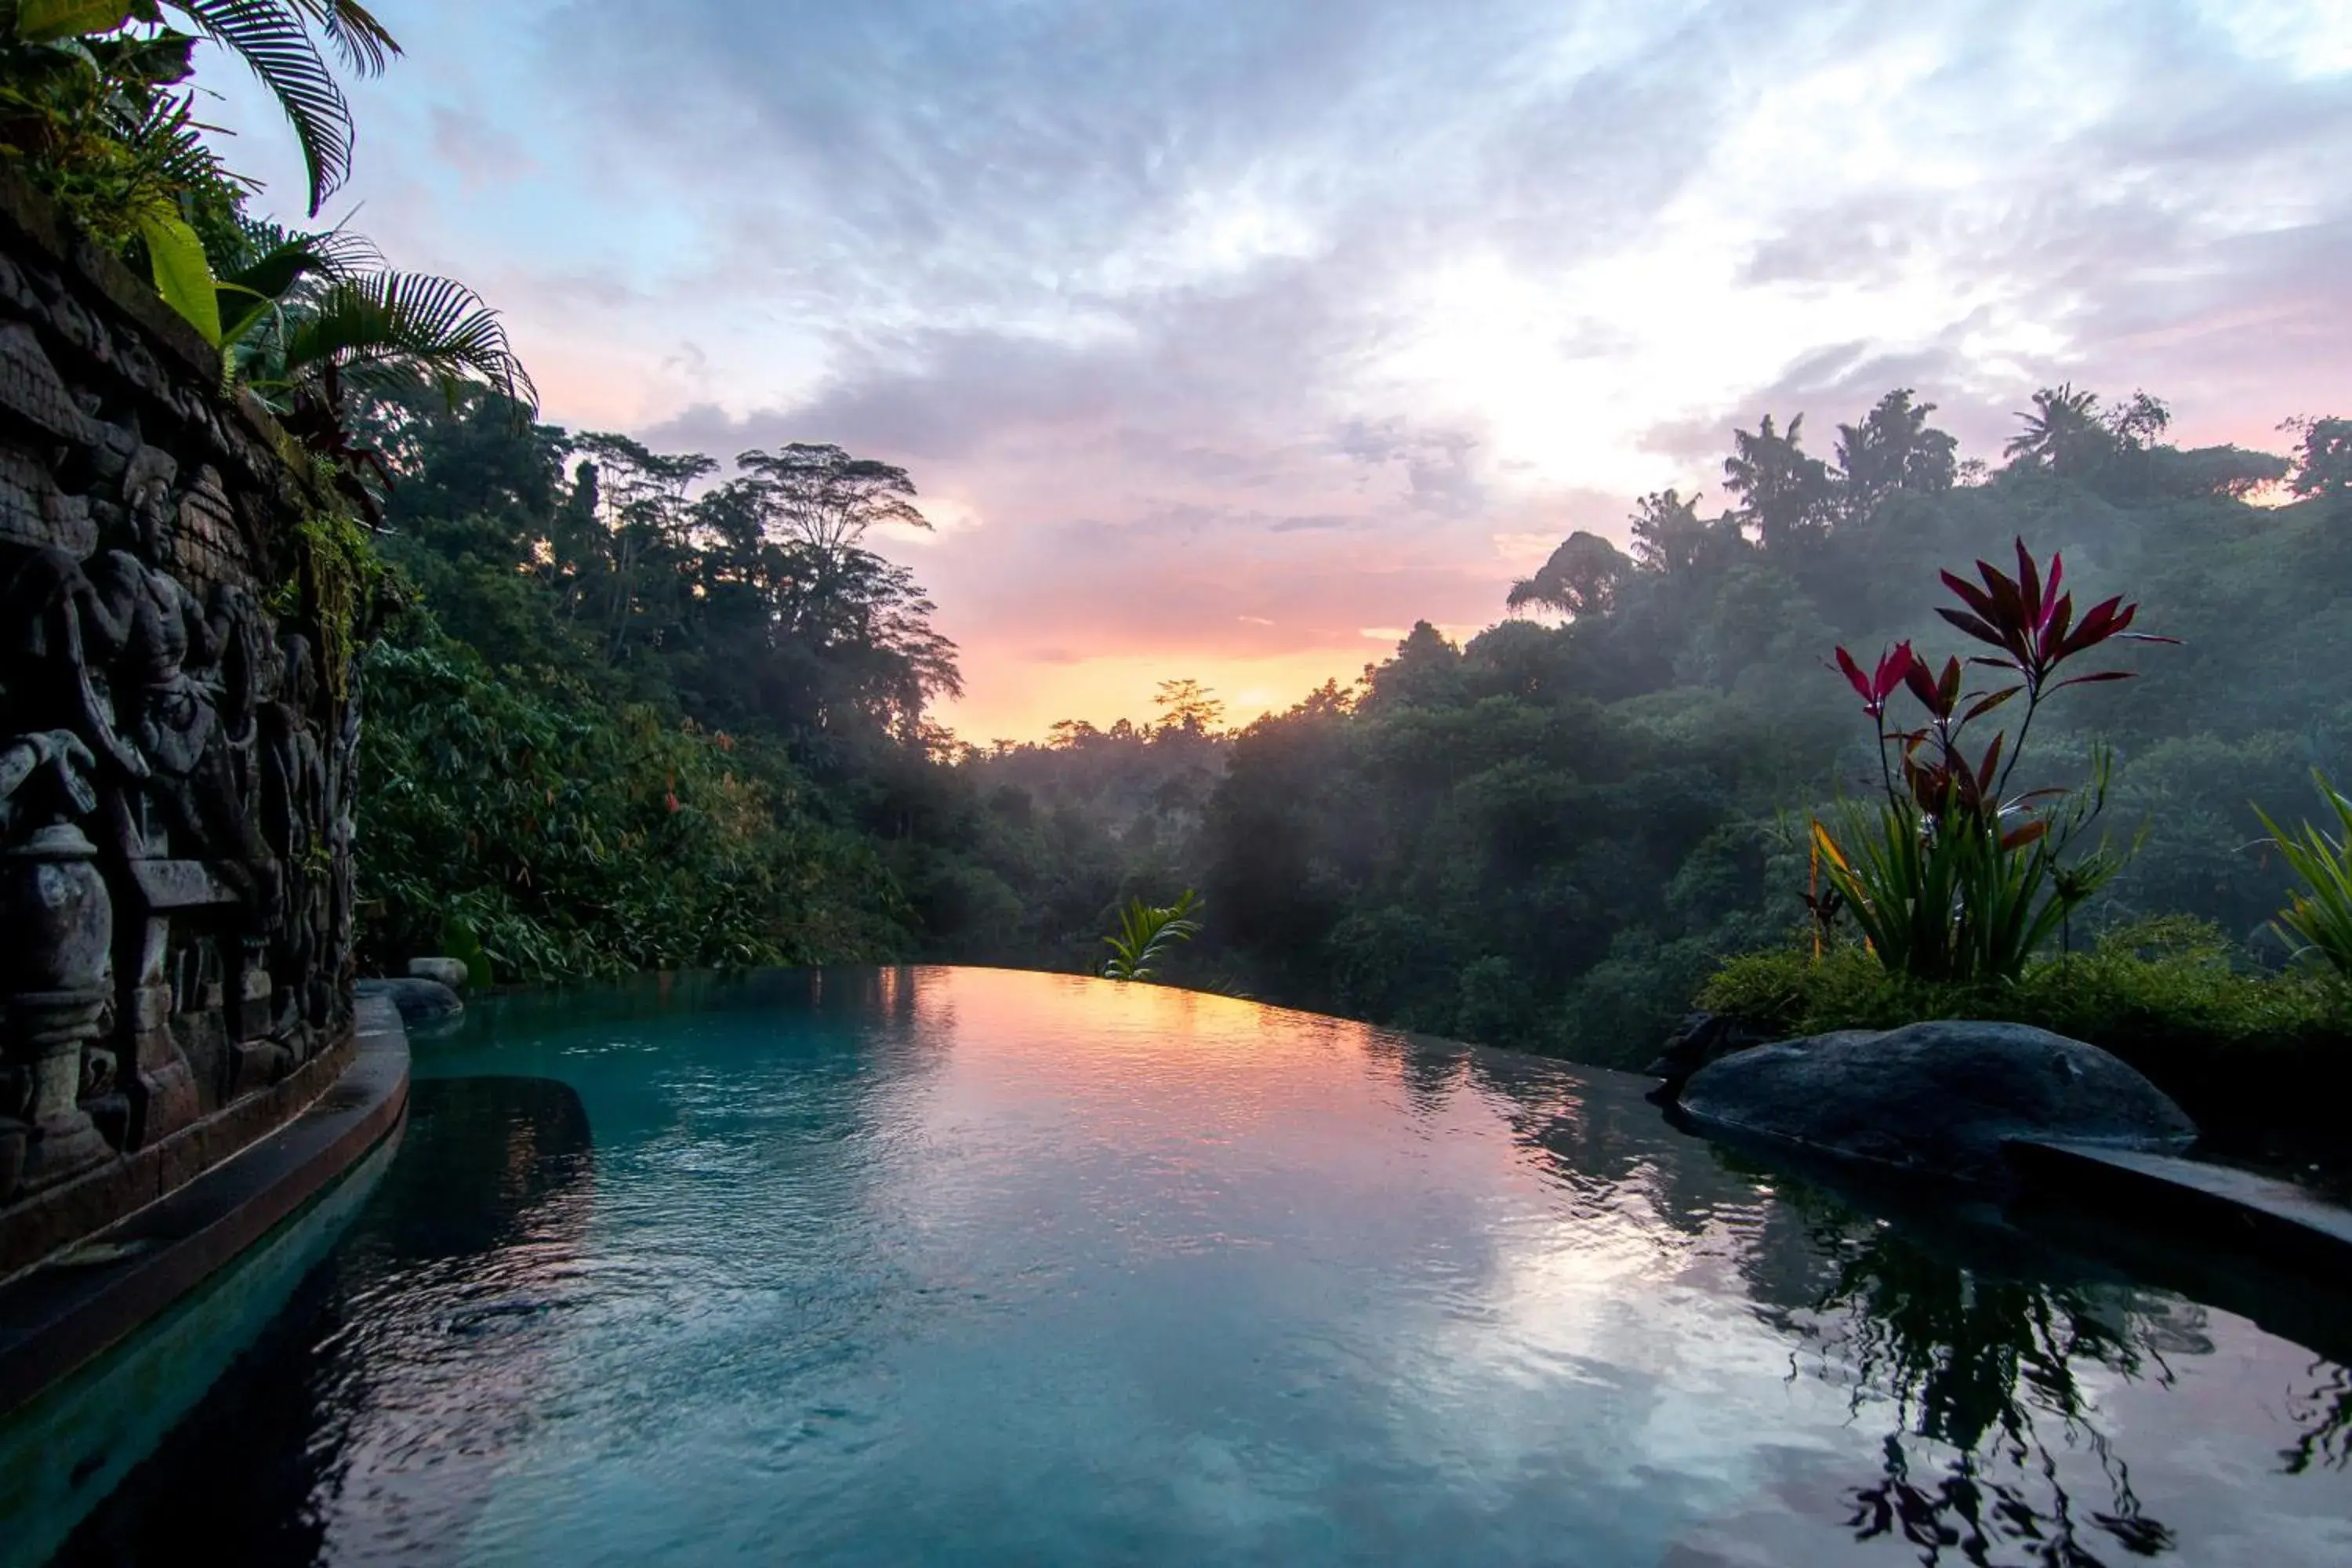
[1697,919,2352,1117]
[1702,918,2343,1045]
[358,621,912,980]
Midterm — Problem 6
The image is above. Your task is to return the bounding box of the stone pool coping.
[0,996,410,1421]
[2005,1137,2352,1284]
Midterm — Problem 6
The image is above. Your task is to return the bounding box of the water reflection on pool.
[54,967,2352,1565]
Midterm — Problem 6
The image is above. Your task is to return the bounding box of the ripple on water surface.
[49,966,2352,1566]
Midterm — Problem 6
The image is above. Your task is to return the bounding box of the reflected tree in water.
[1775,1215,2183,1566]
[2282,1360,2352,1476]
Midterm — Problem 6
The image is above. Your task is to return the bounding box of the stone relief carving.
[0,224,357,1209]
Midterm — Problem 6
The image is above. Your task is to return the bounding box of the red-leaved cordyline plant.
[1815,539,2176,984]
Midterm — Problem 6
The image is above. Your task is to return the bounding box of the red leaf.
[1904,657,1944,714]
[1937,607,2005,647]
[2002,819,2051,851]
[2037,592,2074,663]
[1835,645,1871,701]
[1940,571,2002,626]
[1975,558,2027,630]
[1874,642,1916,701]
[1910,766,1951,814]
[1962,684,2023,723]
[1976,731,2005,793]
[2068,593,2126,644]
[2014,538,2042,630]
[2049,670,2136,692]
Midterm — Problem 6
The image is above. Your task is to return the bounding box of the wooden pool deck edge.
[0,997,411,1421]
[2005,1137,2352,1284]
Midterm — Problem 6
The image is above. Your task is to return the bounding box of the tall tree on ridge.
[1627,488,1742,576]
[734,444,931,552]
[1724,412,1835,552]
[1835,389,1958,522]
[1154,679,1225,737]
[1507,531,1632,619]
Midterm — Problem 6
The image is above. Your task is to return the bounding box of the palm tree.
[1624,488,1740,575]
[1723,412,1835,551]
[1835,388,1958,521]
[2002,384,2105,475]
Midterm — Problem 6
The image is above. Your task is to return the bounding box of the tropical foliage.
[2254,771,2352,981]
[340,338,2352,1142]
[361,627,907,980]
[1,0,528,511]
[347,384,976,978]
[1811,539,2170,983]
[1100,890,1203,982]
[2,0,396,223]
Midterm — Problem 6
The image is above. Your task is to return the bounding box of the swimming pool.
[41,967,2352,1564]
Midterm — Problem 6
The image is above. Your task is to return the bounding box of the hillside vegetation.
[362,384,2352,1080]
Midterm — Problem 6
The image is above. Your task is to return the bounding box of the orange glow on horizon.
[933,643,1383,745]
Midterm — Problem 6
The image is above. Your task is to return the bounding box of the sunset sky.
[205,1,2352,740]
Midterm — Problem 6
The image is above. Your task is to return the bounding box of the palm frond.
[172,0,354,213]
[214,223,377,344]
[1101,890,1203,982]
[274,268,537,411]
[287,0,400,75]
[118,85,242,195]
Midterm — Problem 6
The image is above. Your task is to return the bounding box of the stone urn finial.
[0,801,116,1198]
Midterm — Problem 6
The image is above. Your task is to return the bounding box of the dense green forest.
[358,383,2352,1068]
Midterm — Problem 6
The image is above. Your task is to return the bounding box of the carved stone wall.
[0,176,358,1273]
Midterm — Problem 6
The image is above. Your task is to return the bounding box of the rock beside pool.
[406,956,472,990]
[357,976,464,1033]
[1643,1011,1772,1092]
[1678,1019,2197,1184]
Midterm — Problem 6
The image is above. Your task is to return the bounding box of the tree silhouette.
[1153,679,1225,736]
[1507,530,1631,618]
[1835,388,1959,521]
[1626,488,1742,575]
[732,444,931,552]
[1725,412,1837,550]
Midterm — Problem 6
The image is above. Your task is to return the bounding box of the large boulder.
[1679,1019,2197,1184]
[356,976,464,1034]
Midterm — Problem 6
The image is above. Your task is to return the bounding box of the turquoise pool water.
[49,967,2352,1564]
